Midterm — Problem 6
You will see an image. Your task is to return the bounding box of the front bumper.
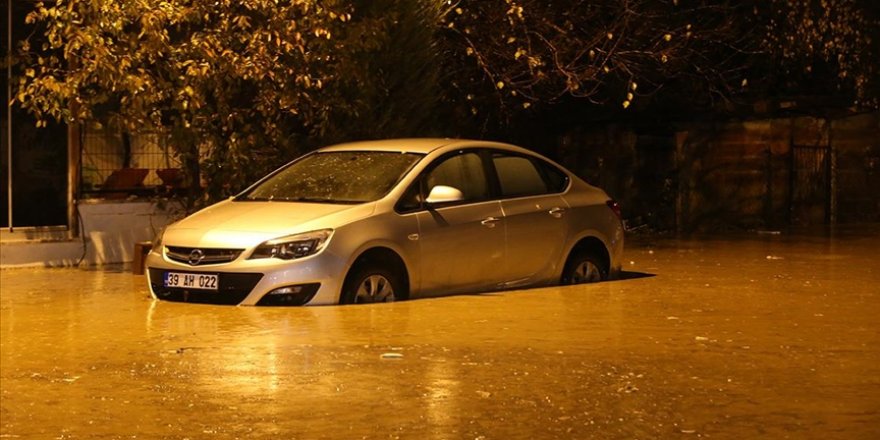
[145,247,348,306]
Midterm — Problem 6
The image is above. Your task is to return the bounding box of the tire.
[561,251,607,285]
[341,264,404,304]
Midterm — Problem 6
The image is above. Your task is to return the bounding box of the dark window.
[492,153,570,198]
[493,154,548,198]
[535,159,570,193]
[425,152,488,202]
[396,180,423,213]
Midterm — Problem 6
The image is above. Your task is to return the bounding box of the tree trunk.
[169,129,202,213]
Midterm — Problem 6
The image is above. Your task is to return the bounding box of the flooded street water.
[2,231,879,439]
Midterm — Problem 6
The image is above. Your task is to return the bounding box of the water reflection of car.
[146,139,624,306]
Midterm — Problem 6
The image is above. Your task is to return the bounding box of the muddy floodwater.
[2,231,879,439]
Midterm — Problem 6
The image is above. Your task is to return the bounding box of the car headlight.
[250,229,333,260]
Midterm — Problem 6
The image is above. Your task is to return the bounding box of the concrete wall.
[675,114,879,230]
[674,118,794,231]
[0,200,181,268]
[833,113,880,223]
[554,112,879,232]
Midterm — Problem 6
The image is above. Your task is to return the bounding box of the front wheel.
[341,265,403,304]
[561,252,607,285]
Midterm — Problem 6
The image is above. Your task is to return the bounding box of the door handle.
[481,217,501,228]
[548,207,565,218]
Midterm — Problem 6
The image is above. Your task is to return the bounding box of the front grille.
[165,246,244,266]
[149,268,263,305]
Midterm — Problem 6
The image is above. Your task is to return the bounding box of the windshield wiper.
[284,196,363,204]
[235,195,364,204]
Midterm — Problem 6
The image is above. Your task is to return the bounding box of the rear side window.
[535,159,569,193]
[492,152,569,197]
[493,154,548,197]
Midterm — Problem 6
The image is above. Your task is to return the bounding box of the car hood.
[163,199,376,248]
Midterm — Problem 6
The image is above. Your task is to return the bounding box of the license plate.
[164,272,218,290]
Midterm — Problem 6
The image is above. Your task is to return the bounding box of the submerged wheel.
[341,265,403,304]
[561,251,607,285]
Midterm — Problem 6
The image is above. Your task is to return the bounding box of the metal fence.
[80,126,182,198]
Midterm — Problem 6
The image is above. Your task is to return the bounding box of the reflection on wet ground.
[1,231,879,439]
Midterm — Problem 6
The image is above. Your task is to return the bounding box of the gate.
[789,144,831,225]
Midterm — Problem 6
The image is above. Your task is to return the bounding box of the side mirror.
[425,185,464,205]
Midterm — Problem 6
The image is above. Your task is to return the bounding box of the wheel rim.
[354,274,395,303]
[571,261,602,284]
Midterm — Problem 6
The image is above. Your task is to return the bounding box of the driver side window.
[426,152,488,203]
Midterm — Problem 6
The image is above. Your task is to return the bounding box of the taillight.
[606,199,622,220]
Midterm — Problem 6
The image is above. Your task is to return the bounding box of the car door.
[491,152,570,285]
[412,151,506,296]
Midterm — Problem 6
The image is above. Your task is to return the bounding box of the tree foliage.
[12,0,445,205]
[758,0,878,108]
[318,0,446,142]
[438,0,878,117]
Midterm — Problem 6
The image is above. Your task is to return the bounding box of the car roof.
[317,138,521,155]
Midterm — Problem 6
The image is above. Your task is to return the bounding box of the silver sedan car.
[146,139,624,306]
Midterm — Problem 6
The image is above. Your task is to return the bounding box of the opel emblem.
[188,249,205,266]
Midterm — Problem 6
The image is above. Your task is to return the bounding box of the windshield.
[239,151,423,203]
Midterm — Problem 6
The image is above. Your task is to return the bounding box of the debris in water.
[766,255,784,260]
[617,383,639,393]
[695,336,709,341]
